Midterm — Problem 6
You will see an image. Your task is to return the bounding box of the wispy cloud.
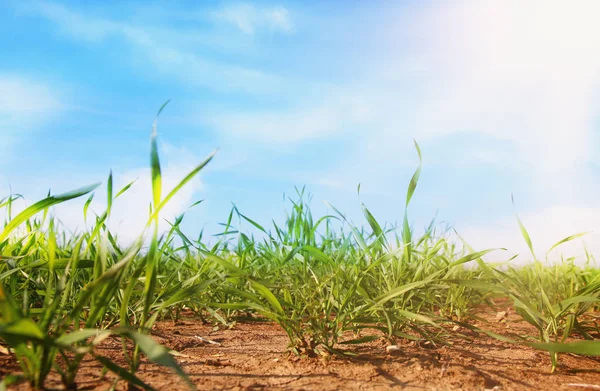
[315,178,344,189]
[0,74,62,115]
[405,0,600,253]
[3,142,208,244]
[212,3,293,35]
[0,74,64,157]
[26,2,118,43]
[198,90,373,145]
[206,0,600,193]
[22,2,289,94]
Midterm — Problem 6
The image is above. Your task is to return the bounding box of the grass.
[0,103,599,389]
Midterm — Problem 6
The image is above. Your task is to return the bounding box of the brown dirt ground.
[1,306,600,391]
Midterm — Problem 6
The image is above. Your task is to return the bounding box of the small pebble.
[386,345,401,355]
[496,311,507,322]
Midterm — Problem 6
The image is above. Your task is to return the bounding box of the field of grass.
[1,106,599,390]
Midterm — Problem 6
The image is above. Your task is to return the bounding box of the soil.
[1,306,600,391]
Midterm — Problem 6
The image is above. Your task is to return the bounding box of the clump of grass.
[0,103,599,390]
[0,102,214,390]
[465,199,600,372]
[205,142,499,356]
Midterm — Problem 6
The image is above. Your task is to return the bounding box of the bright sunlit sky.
[1,1,600,260]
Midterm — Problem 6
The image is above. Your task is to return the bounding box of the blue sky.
[1,0,600,260]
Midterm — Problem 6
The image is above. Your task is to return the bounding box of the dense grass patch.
[1,106,599,389]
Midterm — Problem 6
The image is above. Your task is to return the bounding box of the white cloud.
[213,3,293,34]
[209,0,600,197]
[0,74,64,157]
[265,7,293,33]
[403,1,600,261]
[57,143,206,244]
[30,2,119,42]
[207,106,340,144]
[204,93,374,144]
[405,0,600,178]
[316,178,344,189]
[22,2,287,94]
[0,74,62,126]
[132,39,284,94]
[1,143,207,245]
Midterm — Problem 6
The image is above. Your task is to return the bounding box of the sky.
[1,0,600,262]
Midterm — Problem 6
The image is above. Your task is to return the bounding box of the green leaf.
[396,309,441,328]
[83,193,94,223]
[530,340,600,356]
[301,245,332,263]
[0,318,45,341]
[149,100,171,219]
[361,203,387,249]
[115,178,138,199]
[124,331,193,389]
[449,248,503,267]
[56,329,111,346]
[406,139,422,208]
[0,375,26,391]
[250,280,284,315]
[107,170,113,217]
[0,284,24,324]
[555,295,600,312]
[150,126,162,217]
[237,211,268,234]
[547,232,590,254]
[188,199,204,208]
[371,279,430,308]
[339,335,381,345]
[512,194,535,260]
[207,254,247,276]
[0,183,100,243]
[95,355,156,391]
[148,151,216,224]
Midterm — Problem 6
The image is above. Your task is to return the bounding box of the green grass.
[0,104,599,389]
